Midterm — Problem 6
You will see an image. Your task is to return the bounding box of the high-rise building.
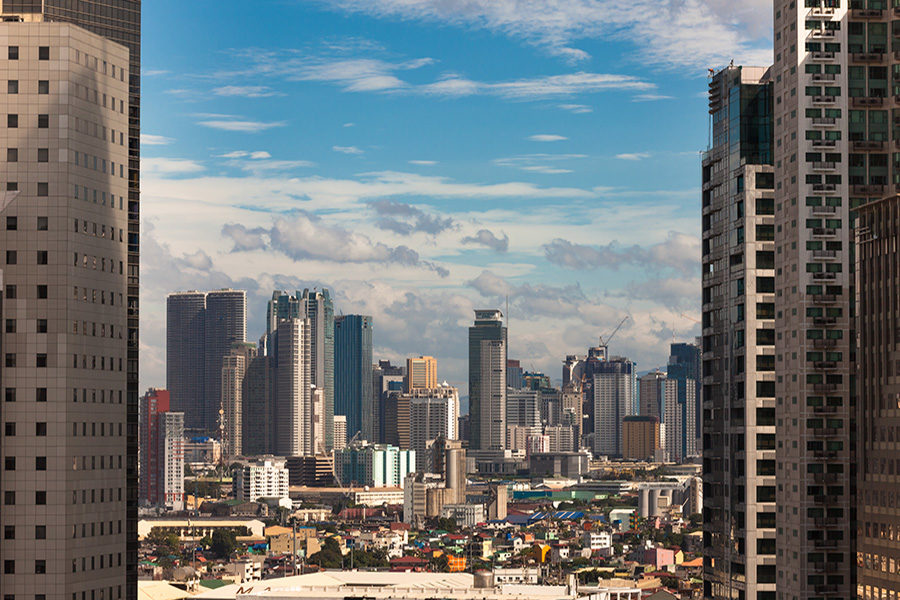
[334,314,374,440]
[506,359,524,389]
[0,22,134,599]
[702,65,777,600]
[407,386,459,472]
[372,360,404,444]
[204,289,247,433]
[382,390,411,450]
[299,290,335,452]
[622,416,660,461]
[335,442,416,488]
[272,318,312,456]
[241,353,272,456]
[468,310,507,451]
[773,3,860,597]
[166,289,246,433]
[668,341,702,448]
[406,355,437,391]
[641,371,696,462]
[138,390,184,510]
[560,383,583,447]
[166,292,206,430]
[233,456,289,502]
[592,357,635,457]
[639,371,667,421]
[333,415,347,449]
[221,342,257,458]
[855,196,900,598]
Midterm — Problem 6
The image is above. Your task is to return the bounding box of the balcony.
[813,95,837,105]
[811,139,837,149]
[813,516,841,527]
[812,272,837,281]
[811,73,836,83]
[813,404,839,414]
[852,184,885,195]
[815,584,839,594]
[811,449,838,460]
[809,4,835,16]
[811,117,836,126]
[812,318,837,327]
[850,8,884,18]
[812,161,837,171]
[851,51,887,63]
[810,51,836,61]
[812,249,837,259]
[812,339,838,349]
[851,96,885,108]
[809,28,836,39]
[812,183,837,192]
[812,227,837,236]
[811,206,836,216]
[813,538,840,550]
[812,383,838,392]
[850,140,885,151]
[811,293,838,304]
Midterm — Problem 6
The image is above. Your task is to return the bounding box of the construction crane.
[599,316,629,348]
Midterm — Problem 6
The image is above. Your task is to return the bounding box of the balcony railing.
[812,339,838,349]
[812,228,837,236]
[812,161,837,171]
[811,117,836,126]
[810,51,836,60]
[812,184,837,192]
[811,139,837,148]
[811,206,836,216]
[812,73,836,82]
[812,272,837,281]
[811,293,838,304]
[813,95,837,104]
[850,140,886,151]
[849,8,884,18]
[814,360,837,368]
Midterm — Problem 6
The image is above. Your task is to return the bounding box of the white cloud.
[543,231,700,275]
[213,85,282,98]
[333,145,365,155]
[559,103,592,114]
[319,0,773,69]
[494,153,586,174]
[633,93,676,102]
[409,160,438,166]
[461,229,509,252]
[343,122,356,127]
[141,134,174,146]
[198,118,286,133]
[141,157,205,174]
[529,134,567,142]
[615,152,651,161]
[419,71,652,99]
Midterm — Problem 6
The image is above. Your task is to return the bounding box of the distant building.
[406,356,438,391]
[506,359,525,389]
[233,456,289,502]
[221,342,257,458]
[667,341,701,450]
[529,452,589,478]
[469,310,507,451]
[242,353,273,456]
[335,314,374,440]
[506,388,542,430]
[373,360,405,444]
[523,371,552,391]
[408,386,460,472]
[272,317,314,456]
[441,503,485,528]
[622,416,660,461]
[592,357,635,457]
[139,389,185,510]
[544,425,576,453]
[285,455,336,487]
[335,442,415,488]
[333,415,348,449]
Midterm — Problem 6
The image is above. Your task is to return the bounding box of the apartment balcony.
[813,404,839,414]
[810,51,836,61]
[811,293,838,304]
[812,161,837,171]
[811,139,837,149]
[812,383,839,392]
[809,4,835,16]
[850,140,885,151]
[811,72,836,83]
[850,8,884,18]
[810,428,841,441]
[809,28,836,39]
[811,183,837,192]
[813,517,841,527]
[851,51,887,63]
[852,96,886,108]
[811,206,836,216]
[812,339,838,349]
[815,584,839,594]
[813,95,837,105]
[813,538,840,550]
[812,272,837,281]
[811,117,837,127]
[812,227,837,237]
[813,317,837,327]
[851,184,885,195]
[811,449,838,460]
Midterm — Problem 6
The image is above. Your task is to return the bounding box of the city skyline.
[135,1,774,396]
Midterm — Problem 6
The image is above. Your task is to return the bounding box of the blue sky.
[139,0,773,395]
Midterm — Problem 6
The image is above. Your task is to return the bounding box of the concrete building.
[622,415,660,461]
[856,195,900,598]
[205,290,247,433]
[469,310,507,451]
[529,452,590,478]
[333,415,347,450]
[441,503,486,528]
[506,359,524,389]
[382,390,411,450]
[284,455,335,487]
[406,355,437,391]
[592,357,635,457]
[139,389,184,510]
[639,371,666,421]
[373,360,404,444]
[702,64,778,600]
[233,456,289,503]
[242,353,272,456]
[0,21,134,599]
[335,442,415,488]
[668,341,702,453]
[272,317,313,456]
[428,436,467,503]
[221,342,257,458]
[408,385,459,472]
[544,425,576,453]
[334,314,374,441]
[506,388,542,430]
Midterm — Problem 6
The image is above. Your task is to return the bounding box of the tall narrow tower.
[468,310,507,451]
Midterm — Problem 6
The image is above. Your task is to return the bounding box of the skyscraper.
[138,390,184,511]
[592,357,634,457]
[702,64,777,600]
[407,385,459,472]
[272,318,312,456]
[372,360,404,444]
[640,370,696,463]
[774,2,856,597]
[0,22,133,599]
[204,289,247,433]
[668,341,702,448]
[221,342,257,459]
[334,314,374,441]
[468,310,507,451]
[406,355,437,391]
[855,196,900,598]
[241,353,272,457]
[166,292,206,429]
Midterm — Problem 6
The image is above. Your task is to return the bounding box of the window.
[37,217,47,231]
[3,491,14,505]
[3,560,13,574]
[37,148,48,162]
[4,423,14,436]
[37,183,48,196]
[38,46,49,60]
[37,251,48,265]
[5,217,16,231]
[4,457,15,470]
[35,491,46,505]
[7,114,17,128]
[5,285,15,299]
[8,46,18,60]
[5,251,15,265]
[4,388,14,402]
[4,355,14,368]
[35,526,45,540]
[2,526,12,540]
[35,422,46,436]
[36,354,47,368]
[4,320,12,333]
[6,148,16,162]
[35,457,46,471]
[34,560,45,574]
[36,320,47,334]
[6,80,17,94]
[36,285,48,299]
[37,80,48,94]
[37,114,48,128]
[5,182,16,191]
[36,388,47,403]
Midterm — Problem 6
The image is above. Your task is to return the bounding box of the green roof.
[199,580,229,589]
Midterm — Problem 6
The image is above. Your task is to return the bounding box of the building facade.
[335,442,415,488]
[406,355,437,391]
[138,389,184,510]
[0,22,133,600]
[334,314,374,441]
[622,415,660,462]
[702,65,778,600]
[203,289,247,433]
[468,310,507,451]
[373,359,404,444]
[273,317,313,456]
[592,357,635,457]
[221,342,257,458]
[408,386,460,472]
[233,456,289,502]
[166,291,206,430]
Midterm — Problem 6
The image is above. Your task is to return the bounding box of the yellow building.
[622,416,660,461]
[406,356,438,391]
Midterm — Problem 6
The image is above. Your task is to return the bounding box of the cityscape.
[0,1,897,600]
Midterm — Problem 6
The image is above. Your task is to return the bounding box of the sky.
[139,0,774,398]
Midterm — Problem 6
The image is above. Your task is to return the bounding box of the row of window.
[74,116,126,148]
[3,491,48,505]
[6,113,50,128]
[3,355,123,372]
[72,421,124,437]
[3,422,46,436]
[6,45,49,61]
[75,150,127,177]
[73,355,124,372]
[72,81,126,115]
[5,79,50,95]
[73,454,123,471]
[74,184,125,210]
[5,250,49,265]
[74,389,123,404]
[74,286,125,307]
[3,456,47,471]
[73,321,123,339]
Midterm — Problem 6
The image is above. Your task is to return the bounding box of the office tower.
[639,371,667,420]
[560,383,584,448]
[372,360,404,444]
[406,355,437,391]
[564,343,631,438]
[641,371,695,462]
[523,371,552,391]
[408,386,459,472]
[241,353,272,456]
[622,416,660,461]
[856,197,900,598]
[544,425,576,453]
[468,309,507,451]
[668,341,702,447]
[166,291,206,429]
[382,391,411,450]
[138,389,184,510]
[272,318,312,456]
[233,456,289,502]
[702,65,777,600]
[333,415,347,449]
[774,2,859,597]
[0,23,132,600]
[506,359,525,389]
[221,343,256,458]
[506,387,542,448]
[335,442,416,488]
[334,314,374,440]
[204,289,246,433]
[429,436,466,502]
[591,356,634,457]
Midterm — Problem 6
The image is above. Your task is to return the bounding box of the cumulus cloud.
[461,229,509,252]
[141,134,174,146]
[221,212,450,276]
[543,232,700,275]
[369,199,455,236]
[141,157,205,174]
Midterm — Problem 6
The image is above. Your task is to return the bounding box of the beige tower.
[221,342,257,459]
[0,23,131,600]
[405,355,437,391]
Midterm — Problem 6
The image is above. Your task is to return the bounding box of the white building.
[408,385,459,472]
[335,442,415,488]
[273,318,313,456]
[592,358,635,457]
[333,414,347,449]
[234,456,289,502]
[582,530,612,556]
[440,503,486,528]
[162,412,185,511]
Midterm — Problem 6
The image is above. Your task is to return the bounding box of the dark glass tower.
[468,310,507,451]
[334,315,374,442]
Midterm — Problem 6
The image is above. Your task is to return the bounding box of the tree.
[308,537,344,569]
[210,529,238,559]
[425,516,458,533]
